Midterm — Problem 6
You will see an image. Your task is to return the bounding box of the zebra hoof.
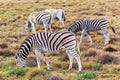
[47,67,50,70]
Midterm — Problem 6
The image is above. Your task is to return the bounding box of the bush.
[26,56,37,67]
[84,48,98,57]
[0,43,8,48]
[99,54,118,64]
[0,49,14,57]
[1,59,16,70]
[95,63,103,70]
[0,71,5,79]
[5,67,29,77]
[82,72,97,79]
[51,75,64,80]
[83,61,95,70]
[104,45,117,52]
[26,68,48,80]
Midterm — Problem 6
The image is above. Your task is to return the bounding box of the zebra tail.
[48,14,52,25]
[62,11,65,21]
[26,20,32,32]
[110,26,116,34]
[26,21,31,27]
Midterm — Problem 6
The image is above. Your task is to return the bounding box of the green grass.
[95,63,103,70]
[82,72,97,79]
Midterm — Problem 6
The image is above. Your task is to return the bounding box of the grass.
[0,0,120,79]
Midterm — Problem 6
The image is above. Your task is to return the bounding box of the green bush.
[95,63,103,70]
[5,67,29,77]
[82,72,97,79]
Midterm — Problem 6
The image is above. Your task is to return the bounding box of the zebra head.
[16,51,26,68]
[68,23,77,33]
[68,21,82,33]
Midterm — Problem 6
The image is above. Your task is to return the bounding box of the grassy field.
[0,0,120,80]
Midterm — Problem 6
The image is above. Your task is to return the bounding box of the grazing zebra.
[45,9,66,28]
[25,12,52,33]
[16,31,82,72]
[68,19,116,45]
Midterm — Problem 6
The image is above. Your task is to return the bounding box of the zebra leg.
[79,30,86,45]
[102,29,110,45]
[43,23,48,33]
[61,20,65,27]
[49,24,52,33]
[35,50,41,69]
[67,49,82,72]
[66,51,73,70]
[42,53,50,70]
[31,23,36,33]
[74,55,82,72]
[59,18,65,28]
[86,31,92,45]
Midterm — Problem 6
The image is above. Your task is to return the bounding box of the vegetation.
[0,0,120,79]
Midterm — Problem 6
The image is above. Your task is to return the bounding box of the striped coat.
[16,31,82,72]
[68,19,116,45]
[26,12,52,33]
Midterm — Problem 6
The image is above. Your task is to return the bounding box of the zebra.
[45,9,66,28]
[25,12,52,33]
[16,31,82,72]
[68,19,116,45]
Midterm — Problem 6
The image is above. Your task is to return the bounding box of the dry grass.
[0,0,120,79]
[98,53,119,64]
[103,45,118,52]
[0,48,14,57]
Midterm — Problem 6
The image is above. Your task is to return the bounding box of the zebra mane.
[16,34,34,58]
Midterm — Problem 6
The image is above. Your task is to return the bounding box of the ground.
[0,0,120,80]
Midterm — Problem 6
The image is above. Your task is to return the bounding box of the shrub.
[53,61,63,69]
[5,67,29,77]
[82,72,97,79]
[0,49,14,57]
[51,75,64,80]
[0,42,8,48]
[95,63,103,70]
[84,48,98,57]
[1,59,16,70]
[26,56,37,67]
[26,68,48,80]
[59,53,69,61]
[104,45,117,52]
[83,61,95,70]
[99,53,119,64]
[0,71,5,79]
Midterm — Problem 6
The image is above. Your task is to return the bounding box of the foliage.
[26,68,48,80]
[95,63,103,70]
[82,72,97,79]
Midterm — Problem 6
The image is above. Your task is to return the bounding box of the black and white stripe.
[26,12,52,33]
[68,19,116,45]
[16,31,82,72]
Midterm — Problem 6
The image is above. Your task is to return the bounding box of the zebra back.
[68,19,111,33]
[29,12,52,24]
